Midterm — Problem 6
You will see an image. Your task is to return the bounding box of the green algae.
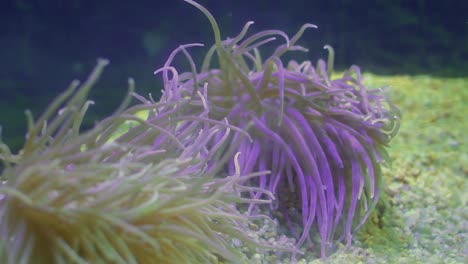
[317,73,467,263]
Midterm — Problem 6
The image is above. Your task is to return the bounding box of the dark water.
[0,0,466,152]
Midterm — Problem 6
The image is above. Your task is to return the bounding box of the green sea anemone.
[0,59,280,263]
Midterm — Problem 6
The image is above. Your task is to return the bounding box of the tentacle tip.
[304,23,318,29]
[96,57,110,66]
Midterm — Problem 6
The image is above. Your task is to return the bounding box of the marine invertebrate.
[0,59,277,263]
[173,0,402,257]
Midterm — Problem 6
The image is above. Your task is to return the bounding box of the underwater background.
[0,0,466,152]
[0,0,467,263]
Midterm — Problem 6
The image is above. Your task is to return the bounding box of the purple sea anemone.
[167,0,401,258]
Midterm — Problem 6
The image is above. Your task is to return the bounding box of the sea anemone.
[173,0,401,257]
[0,59,279,263]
